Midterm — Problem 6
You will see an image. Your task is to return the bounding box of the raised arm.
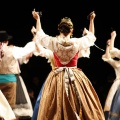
[82,11,96,36]
[88,11,96,34]
[102,38,120,68]
[109,31,116,50]
[32,9,41,32]
[108,31,120,58]
[104,40,111,59]
[18,52,33,64]
[103,31,116,59]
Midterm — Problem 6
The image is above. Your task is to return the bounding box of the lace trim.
[54,42,78,65]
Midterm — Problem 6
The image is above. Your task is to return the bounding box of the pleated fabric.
[37,68,105,120]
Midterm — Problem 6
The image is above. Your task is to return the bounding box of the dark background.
[0,0,120,107]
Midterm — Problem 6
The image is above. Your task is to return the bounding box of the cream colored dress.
[103,48,120,112]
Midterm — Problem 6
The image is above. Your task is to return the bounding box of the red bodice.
[53,52,79,67]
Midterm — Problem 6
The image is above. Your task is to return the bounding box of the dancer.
[32,9,105,120]
[0,30,36,111]
[31,10,97,120]
[102,30,120,120]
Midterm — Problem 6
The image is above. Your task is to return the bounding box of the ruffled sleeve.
[34,28,96,53]
[12,41,36,59]
[34,44,53,60]
[78,47,90,58]
[76,30,96,49]
[34,29,53,49]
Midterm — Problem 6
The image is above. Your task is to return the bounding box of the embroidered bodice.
[54,52,79,67]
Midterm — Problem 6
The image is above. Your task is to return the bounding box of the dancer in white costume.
[103,30,120,119]
[0,30,36,111]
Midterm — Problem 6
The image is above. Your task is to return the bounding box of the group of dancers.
[0,9,120,120]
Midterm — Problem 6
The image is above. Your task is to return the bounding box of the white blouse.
[0,41,36,74]
[34,29,96,64]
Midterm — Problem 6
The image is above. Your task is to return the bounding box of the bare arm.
[105,40,111,59]
[103,31,116,59]
[102,40,119,68]
[32,9,41,32]
[109,31,116,50]
[89,11,96,34]
[82,11,96,36]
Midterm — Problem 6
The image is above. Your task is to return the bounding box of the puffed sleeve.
[34,29,50,47]
[33,43,55,68]
[78,47,90,58]
[34,28,96,52]
[34,29,57,51]
[34,44,53,60]
[75,29,96,49]
[74,29,96,58]
[12,41,36,59]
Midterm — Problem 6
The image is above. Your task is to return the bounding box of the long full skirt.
[37,68,105,120]
[104,80,120,119]
[108,85,120,120]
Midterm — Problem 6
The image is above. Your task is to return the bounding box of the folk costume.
[33,28,105,120]
[103,47,120,120]
[0,31,36,110]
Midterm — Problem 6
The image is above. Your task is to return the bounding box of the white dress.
[102,47,120,112]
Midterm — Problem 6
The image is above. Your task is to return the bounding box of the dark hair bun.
[58,17,73,35]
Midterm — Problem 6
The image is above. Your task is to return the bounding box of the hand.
[32,8,40,20]
[111,31,116,38]
[89,11,96,20]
